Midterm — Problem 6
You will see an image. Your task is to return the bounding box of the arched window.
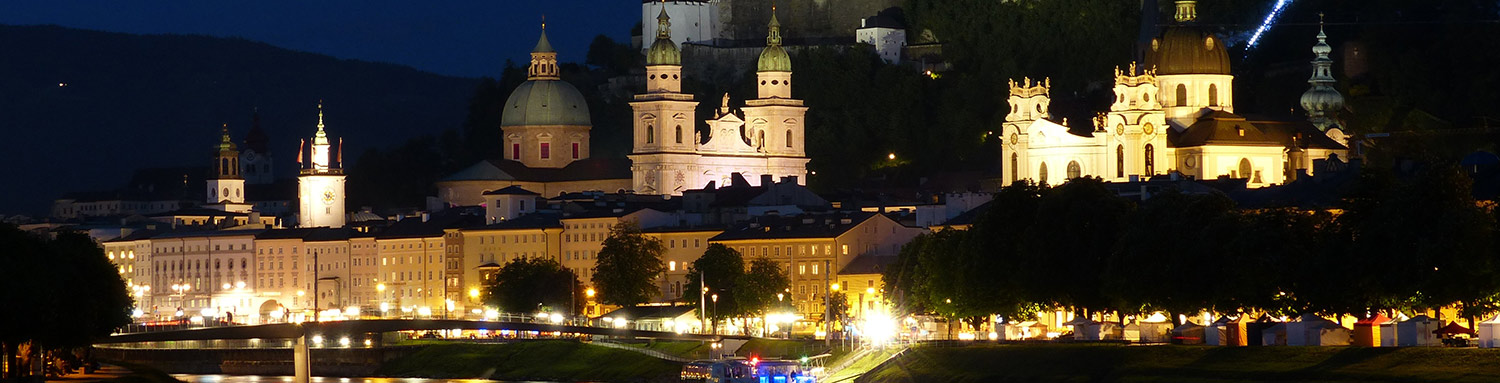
[1208,84,1219,106]
[1239,158,1252,179]
[785,129,793,147]
[675,125,683,144]
[1175,84,1187,107]
[758,131,766,149]
[1067,161,1082,179]
[1039,162,1049,185]
[221,158,230,175]
[1116,145,1125,178]
[222,188,229,199]
[1010,153,1018,184]
[646,125,654,144]
[1144,144,1156,175]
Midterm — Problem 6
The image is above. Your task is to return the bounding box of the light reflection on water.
[171,374,570,383]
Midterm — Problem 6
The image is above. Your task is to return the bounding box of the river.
[171,374,575,383]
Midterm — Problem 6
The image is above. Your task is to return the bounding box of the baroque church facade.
[1004,1,1349,188]
[630,6,810,194]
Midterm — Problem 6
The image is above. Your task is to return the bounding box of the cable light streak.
[1247,0,1293,48]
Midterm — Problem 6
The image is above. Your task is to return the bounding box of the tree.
[592,221,667,307]
[681,244,745,332]
[737,257,792,318]
[484,257,584,315]
[0,226,130,380]
[1022,177,1133,314]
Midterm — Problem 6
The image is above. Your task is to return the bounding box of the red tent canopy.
[1433,322,1477,336]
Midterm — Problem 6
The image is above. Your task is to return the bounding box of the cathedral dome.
[500,79,591,127]
[1148,26,1231,75]
[1299,86,1344,117]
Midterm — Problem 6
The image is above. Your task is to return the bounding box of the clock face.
[322,189,336,205]
[1009,133,1019,145]
[1142,123,1156,135]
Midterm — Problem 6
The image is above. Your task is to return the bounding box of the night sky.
[0,1,639,78]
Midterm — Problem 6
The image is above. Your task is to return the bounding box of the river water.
[171,374,571,383]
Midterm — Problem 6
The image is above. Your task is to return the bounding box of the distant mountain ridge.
[0,24,482,216]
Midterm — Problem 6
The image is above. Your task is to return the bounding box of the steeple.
[754,5,793,98]
[214,124,241,180]
[1174,0,1197,23]
[646,2,682,66]
[1300,13,1344,131]
[528,20,560,80]
[307,101,338,173]
[218,124,237,152]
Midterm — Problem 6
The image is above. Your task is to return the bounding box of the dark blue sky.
[0,1,640,78]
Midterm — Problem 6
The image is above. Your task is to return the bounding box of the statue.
[719,93,731,117]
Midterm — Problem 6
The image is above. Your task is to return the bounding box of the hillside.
[0,25,480,215]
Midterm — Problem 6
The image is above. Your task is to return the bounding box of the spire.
[1300,13,1344,131]
[528,20,560,80]
[646,1,682,66]
[767,6,783,47]
[218,124,237,151]
[314,100,329,144]
[1174,0,1197,23]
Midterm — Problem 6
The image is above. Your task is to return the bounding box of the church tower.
[297,102,346,228]
[630,5,704,194]
[1300,14,1344,132]
[1104,63,1169,181]
[240,110,274,184]
[740,7,809,181]
[206,125,251,213]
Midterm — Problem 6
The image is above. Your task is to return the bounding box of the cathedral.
[438,6,810,205]
[1004,1,1349,188]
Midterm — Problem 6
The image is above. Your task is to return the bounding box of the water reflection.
[171,375,568,383]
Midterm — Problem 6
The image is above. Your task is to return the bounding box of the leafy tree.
[0,226,130,379]
[592,221,667,306]
[827,292,852,333]
[737,257,792,318]
[681,244,745,331]
[1107,190,1237,318]
[1022,177,1133,314]
[484,257,584,315]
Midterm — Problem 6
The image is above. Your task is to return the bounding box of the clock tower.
[297,102,346,228]
[206,124,252,213]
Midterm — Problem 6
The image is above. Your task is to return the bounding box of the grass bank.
[862,343,1500,383]
[375,340,681,382]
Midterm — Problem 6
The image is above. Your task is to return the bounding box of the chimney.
[421,212,430,222]
[760,174,774,186]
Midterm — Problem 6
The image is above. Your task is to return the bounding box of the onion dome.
[502,27,591,127]
[757,9,792,72]
[1300,14,1344,131]
[1146,1,1231,75]
[217,124,237,152]
[646,7,681,66]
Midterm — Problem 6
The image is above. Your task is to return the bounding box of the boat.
[681,357,814,383]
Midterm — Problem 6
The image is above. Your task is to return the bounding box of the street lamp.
[377,283,387,318]
[711,294,719,335]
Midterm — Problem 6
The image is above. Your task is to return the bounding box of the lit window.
[669,261,677,271]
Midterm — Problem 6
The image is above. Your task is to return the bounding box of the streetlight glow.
[468,288,479,298]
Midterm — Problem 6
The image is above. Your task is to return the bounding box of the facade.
[1003,2,1348,188]
[630,9,810,195]
[709,212,925,321]
[855,14,905,64]
[297,103,347,228]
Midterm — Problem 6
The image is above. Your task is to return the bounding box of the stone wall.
[94,346,421,376]
[720,0,901,42]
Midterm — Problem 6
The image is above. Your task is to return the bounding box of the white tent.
[1261,323,1288,346]
[1476,314,1500,348]
[1285,314,1350,346]
[1396,315,1441,347]
[1002,321,1046,340]
[1139,313,1174,343]
[1083,321,1123,341]
[1379,313,1407,347]
[1065,317,1095,341]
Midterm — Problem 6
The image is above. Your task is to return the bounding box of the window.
[799,264,806,275]
[1116,145,1125,178]
[1238,158,1252,180]
[1010,153,1018,184]
[1067,161,1081,179]
[512,143,520,160]
[540,143,550,159]
[1208,84,1219,106]
[1175,84,1187,107]
[1144,144,1156,175]
[841,245,849,255]
[675,125,683,144]
[647,125,654,144]
[669,261,677,271]
[812,264,819,275]
[1039,162,1049,184]
[785,130,793,147]
[572,142,580,159]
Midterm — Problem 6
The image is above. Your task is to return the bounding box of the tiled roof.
[710,212,876,241]
[440,157,632,183]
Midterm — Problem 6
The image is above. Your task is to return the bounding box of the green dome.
[1147,26,1231,75]
[646,38,680,66]
[758,46,791,72]
[500,80,591,127]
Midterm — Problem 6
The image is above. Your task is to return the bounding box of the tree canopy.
[592,221,667,307]
[484,257,584,315]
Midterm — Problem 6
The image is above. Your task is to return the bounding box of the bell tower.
[740,7,809,182]
[297,102,346,228]
[630,3,704,194]
[206,124,251,213]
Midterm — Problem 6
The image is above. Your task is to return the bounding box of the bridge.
[101,319,741,383]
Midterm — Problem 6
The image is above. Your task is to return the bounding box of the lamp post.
[711,293,719,335]
[377,283,387,318]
